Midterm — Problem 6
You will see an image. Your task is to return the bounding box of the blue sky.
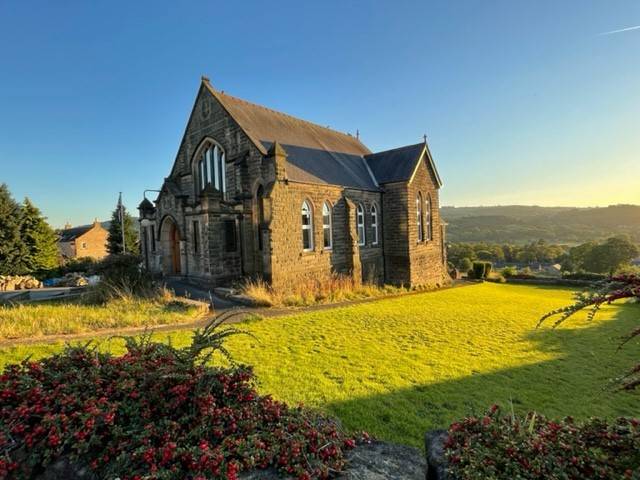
[0,0,638,228]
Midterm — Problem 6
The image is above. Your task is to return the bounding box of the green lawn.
[0,298,206,340]
[0,283,637,448]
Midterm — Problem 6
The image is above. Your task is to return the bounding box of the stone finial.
[201,75,211,84]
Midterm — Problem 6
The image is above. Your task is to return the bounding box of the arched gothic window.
[356,203,365,246]
[322,201,332,250]
[198,143,226,193]
[425,195,433,241]
[371,203,379,245]
[416,193,424,242]
[301,200,314,251]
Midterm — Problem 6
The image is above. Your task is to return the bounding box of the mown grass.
[0,298,206,340]
[0,283,637,448]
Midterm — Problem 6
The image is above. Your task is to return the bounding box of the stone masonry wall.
[266,180,384,290]
[405,158,448,286]
[68,225,108,260]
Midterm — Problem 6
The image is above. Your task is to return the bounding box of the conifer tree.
[20,198,59,273]
[0,184,28,275]
[107,201,139,255]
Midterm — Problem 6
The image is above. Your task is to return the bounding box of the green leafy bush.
[561,271,607,281]
[0,317,362,479]
[470,261,492,279]
[501,266,517,278]
[84,254,159,303]
[445,405,640,479]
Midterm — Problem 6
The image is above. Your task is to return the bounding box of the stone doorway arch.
[160,216,182,275]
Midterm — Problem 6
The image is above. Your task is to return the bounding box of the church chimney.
[267,141,288,181]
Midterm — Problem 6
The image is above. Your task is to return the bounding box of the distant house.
[58,220,108,260]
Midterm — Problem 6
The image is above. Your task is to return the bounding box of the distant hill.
[441,205,640,244]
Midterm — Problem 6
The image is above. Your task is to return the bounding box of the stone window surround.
[191,137,227,198]
[322,201,333,250]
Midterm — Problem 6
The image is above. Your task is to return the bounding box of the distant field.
[442,204,640,243]
[0,283,637,448]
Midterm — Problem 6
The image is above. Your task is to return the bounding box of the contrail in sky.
[599,25,640,35]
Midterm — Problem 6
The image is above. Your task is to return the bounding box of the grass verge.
[0,297,206,340]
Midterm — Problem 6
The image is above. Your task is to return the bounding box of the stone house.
[138,77,448,288]
[58,220,108,260]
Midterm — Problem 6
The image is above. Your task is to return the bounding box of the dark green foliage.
[582,236,639,274]
[447,241,567,268]
[458,257,473,272]
[86,254,154,303]
[19,198,59,274]
[0,184,28,275]
[445,405,640,479]
[561,272,607,281]
[107,202,139,255]
[471,261,492,279]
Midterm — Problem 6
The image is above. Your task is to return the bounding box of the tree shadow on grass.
[324,304,640,449]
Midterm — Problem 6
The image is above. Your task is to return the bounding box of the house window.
[301,200,314,251]
[223,220,237,252]
[192,221,200,254]
[198,143,226,193]
[371,203,379,245]
[416,193,424,242]
[356,203,365,246]
[425,195,433,241]
[80,242,87,249]
[322,201,332,250]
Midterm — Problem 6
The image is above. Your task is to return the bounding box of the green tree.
[582,236,639,274]
[0,184,28,274]
[457,257,473,272]
[20,198,59,273]
[107,203,139,255]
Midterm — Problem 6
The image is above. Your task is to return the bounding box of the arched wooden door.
[170,222,181,274]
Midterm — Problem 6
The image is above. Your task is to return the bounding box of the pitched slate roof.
[364,143,425,184]
[204,81,370,157]
[58,225,94,242]
[262,142,378,190]
[365,142,442,187]
[201,78,441,190]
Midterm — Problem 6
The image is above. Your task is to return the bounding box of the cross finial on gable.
[423,134,427,143]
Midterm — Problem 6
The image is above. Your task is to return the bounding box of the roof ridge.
[367,142,424,156]
[216,90,368,148]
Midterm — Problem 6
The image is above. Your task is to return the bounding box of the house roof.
[58,224,95,242]
[365,143,426,184]
[199,78,441,190]
[204,81,370,157]
[262,142,379,190]
[365,142,443,187]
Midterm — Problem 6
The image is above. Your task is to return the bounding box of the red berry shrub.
[0,336,359,479]
[444,405,640,479]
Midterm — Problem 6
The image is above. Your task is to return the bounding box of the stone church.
[138,77,448,289]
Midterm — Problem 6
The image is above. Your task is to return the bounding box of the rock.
[0,275,42,291]
[425,430,455,480]
[31,457,97,480]
[239,441,426,480]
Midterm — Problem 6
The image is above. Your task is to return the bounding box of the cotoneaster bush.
[0,318,365,479]
[444,405,640,479]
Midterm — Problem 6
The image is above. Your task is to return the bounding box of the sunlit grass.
[0,283,637,448]
[0,298,205,340]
